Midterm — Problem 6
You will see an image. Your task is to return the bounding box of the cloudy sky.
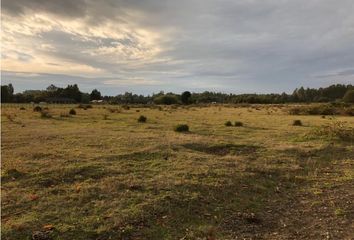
[2,0,354,95]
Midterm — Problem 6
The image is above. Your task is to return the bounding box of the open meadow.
[1,103,353,239]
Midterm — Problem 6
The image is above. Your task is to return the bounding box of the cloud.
[2,0,354,94]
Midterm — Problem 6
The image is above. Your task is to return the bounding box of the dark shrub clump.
[69,109,76,115]
[33,106,42,112]
[225,121,232,126]
[292,120,302,126]
[20,107,26,110]
[174,124,189,132]
[234,121,243,127]
[138,115,147,123]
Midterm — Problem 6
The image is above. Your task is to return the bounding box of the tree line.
[1,83,354,104]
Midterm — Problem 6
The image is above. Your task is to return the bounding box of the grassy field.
[1,104,353,239]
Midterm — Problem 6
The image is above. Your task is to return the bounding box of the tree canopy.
[1,83,353,104]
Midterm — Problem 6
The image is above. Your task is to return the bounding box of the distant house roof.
[90,100,104,103]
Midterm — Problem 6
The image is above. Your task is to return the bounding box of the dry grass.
[1,104,353,239]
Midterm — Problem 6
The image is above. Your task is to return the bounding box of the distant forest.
[1,83,354,104]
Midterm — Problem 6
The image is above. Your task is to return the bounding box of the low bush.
[234,121,243,127]
[137,115,147,123]
[174,124,189,132]
[343,107,354,116]
[309,122,354,142]
[225,121,232,126]
[20,107,26,110]
[288,104,351,116]
[292,120,302,126]
[69,109,76,115]
[33,106,42,112]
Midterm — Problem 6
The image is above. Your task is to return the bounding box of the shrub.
[289,104,338,116]
[174,124,189,132]
[78,104,92,109]
[69,109,76,115]
[234,121,243,127]
[20,107,26,110]
[225,121,232,126]
[309,121,353,141]
[122,105,130,110]
[6,168,23,177]
[40,111,52,118]
[292,120,302,126]
[137,115,147,123]
[343,107,354,116]
[33,106,42,112]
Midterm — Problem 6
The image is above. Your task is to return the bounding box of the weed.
[292,120,302,126]
[174,124,189,132]
[225,121,232,126]
[33,106,42,112]
[138,115,147,123]
[69,109,76,115]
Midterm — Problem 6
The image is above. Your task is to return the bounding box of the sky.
[2,0,354,95]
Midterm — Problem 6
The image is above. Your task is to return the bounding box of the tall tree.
[343,89,354,103]
[1,84,14,102]
[90,89,102,100]
[181,91,192,104]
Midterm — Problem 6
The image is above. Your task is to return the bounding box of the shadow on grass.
[31,165,114,187]
[2,144,349,239]
[182,143,262,156]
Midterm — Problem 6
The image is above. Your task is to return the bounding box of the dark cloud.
[2,0,88,18]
